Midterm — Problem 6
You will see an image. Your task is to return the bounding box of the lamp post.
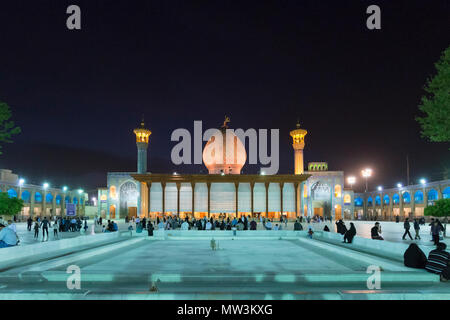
[43,183,49,217]
[18,178,25,219]
[347,176,356,189]
[361,169,372,192]
[377,186,383,220]
[63,186,68,216]
[78,189,84,216]
[420,178,426,207]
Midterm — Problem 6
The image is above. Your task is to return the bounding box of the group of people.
[404,242,450,282]
[128,216,262,232]
[103,220,119,232]
[27,216,90,241]
[335,219,357,243]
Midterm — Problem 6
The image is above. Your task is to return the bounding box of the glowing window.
[414,190,423,203]
[334,185,342,198]
[428,189,438,201]
[443,187,450,199]
[110,186,117,199]
[393,194,400,204]
[402,192,411,204]
[375,195,381,205]
[344,194,351,204]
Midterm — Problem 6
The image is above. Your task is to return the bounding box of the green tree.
[416,46,450,143]
[424,198,450,218]
[0,100,21,154]
[0,192,24,217]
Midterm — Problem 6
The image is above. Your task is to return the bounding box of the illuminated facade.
[354,179,450,221]
[0,169,87,218]
[102,119,349,221]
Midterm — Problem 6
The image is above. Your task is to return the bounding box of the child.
[128,223,133,236]
[307,227,314,239]
[34,221,40,239]
[53,221,59,239]
[102,225,106,233]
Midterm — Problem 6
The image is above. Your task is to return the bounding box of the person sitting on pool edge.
[371,222,384,240]
[425,243,450,282]
[0,223,18,248]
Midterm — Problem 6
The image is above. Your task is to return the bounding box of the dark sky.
[0,0,449,194]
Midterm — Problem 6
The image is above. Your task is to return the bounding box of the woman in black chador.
[404,243,427,269]
[343,222,356,243]
[147,221,154,237]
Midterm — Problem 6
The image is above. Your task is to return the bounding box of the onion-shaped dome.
[202,117,247,174]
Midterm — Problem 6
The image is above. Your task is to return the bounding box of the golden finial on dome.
[222,116,230,128]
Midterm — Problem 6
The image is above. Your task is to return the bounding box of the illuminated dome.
[202,117,247,174]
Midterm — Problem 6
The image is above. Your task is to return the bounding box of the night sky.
[0,0,449,194]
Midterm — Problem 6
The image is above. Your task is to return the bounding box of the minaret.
[133,118,152,174]
[290,121,307,174]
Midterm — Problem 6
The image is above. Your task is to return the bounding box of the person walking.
[128,223,133,236]
[53,220,59,239]
[33,221,40,239]
[83,219,88,233]
[27,217,33,231]
[40,217,50,241]
[402,218,413,240]
[431,220,442,246]
[414,218,421,240]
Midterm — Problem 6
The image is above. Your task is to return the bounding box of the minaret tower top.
[133,117,152,174]
[290,120,307,174]
[290,121,307,148]
[133,118,152,144]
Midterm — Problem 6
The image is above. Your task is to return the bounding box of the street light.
[63,186,68,192]
[347,176,356,189]
[397,183,403,188]
[78,189,83,194]
[420,178,426,185]
[377,186,383,191]
[43,183,49,190]
[18,178,25,218]
[361,168,372,192]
